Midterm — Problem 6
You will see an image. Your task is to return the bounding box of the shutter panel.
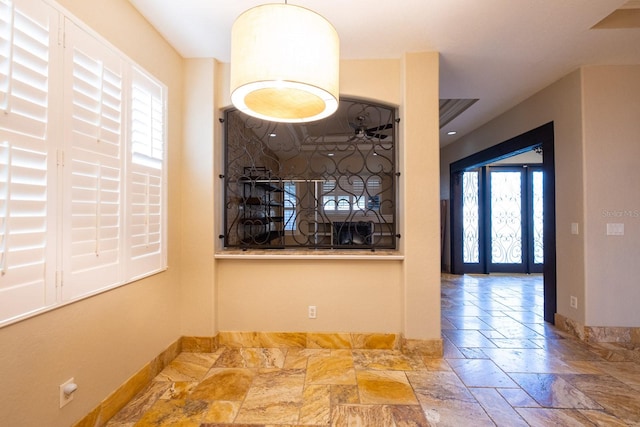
[62,20,123,300]
[126,66,166,280]
[322,180,336,210]
[364,176,381,210]
[0,0,58,325]
[0,0,49,136]
[283,181,296,231]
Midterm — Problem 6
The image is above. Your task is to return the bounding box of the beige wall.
[0,1,184,426]
[441,65,640,329]
[216,259,403,332]
[582,65,640,327]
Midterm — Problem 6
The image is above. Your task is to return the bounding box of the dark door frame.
[449,122,556,323]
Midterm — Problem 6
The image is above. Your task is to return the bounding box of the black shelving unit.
[240,167,284,247]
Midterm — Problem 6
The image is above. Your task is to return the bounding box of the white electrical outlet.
[308,305,317,319]
[59,378,77,408]
[570,296,578,309]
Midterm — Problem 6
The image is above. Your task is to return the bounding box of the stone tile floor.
[106,274,640,426]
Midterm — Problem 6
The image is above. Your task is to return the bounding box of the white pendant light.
[230,3,340,123]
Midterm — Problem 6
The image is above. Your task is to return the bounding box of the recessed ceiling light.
[327,153,335,156]
[269,133,277,137]
[447,131,457,135]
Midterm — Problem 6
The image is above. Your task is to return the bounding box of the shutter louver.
[62,20,123,300]
[0,0,57,325]
[126,67,165,280]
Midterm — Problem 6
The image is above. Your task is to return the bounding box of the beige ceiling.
[128,0,640,147]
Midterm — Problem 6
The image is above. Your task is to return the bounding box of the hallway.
[105,275,640,426]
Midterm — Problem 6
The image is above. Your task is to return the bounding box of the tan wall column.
[181,59,217,336]
[401,52,441,340]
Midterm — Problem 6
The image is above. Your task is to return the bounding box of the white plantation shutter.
[351,177,366,209]
[364,176,381,195]
[126,66,166,280]
[322,180,336,210]
[321,177,381,211]
[0,0,58,324]
[62,20,123,300]
[0,1,168,326]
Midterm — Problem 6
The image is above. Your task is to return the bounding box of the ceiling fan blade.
[365,123,393,139]
[366,123,393,133]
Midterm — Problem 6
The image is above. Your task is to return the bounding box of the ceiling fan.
[349,115,393,141]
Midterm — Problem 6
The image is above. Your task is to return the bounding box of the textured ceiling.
[128,0,640,147]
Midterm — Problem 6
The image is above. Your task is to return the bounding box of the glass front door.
[462,166,543,273]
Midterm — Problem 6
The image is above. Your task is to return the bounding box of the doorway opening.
[449,122,556,323]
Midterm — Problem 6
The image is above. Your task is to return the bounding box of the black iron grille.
[222,98,398,250]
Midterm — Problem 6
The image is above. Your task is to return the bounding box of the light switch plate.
[59,378,75,408]
[606,223,624,236]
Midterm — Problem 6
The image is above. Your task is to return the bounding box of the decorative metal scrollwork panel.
[532,170,544,264]
[490,171,522,264]
[462,171,479,263]
[223,99,397,250]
